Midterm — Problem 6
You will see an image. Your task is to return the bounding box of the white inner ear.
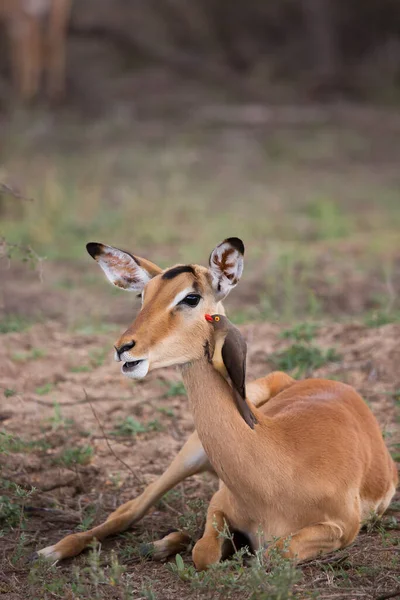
[209,241,243,300]
[96,246,152,292]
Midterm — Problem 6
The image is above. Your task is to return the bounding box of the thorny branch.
[0,238,46,282]
[84,389,144,487]
[0,184,45,281]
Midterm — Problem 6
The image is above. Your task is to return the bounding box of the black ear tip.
[225,237,245,255]
[86,242,102,259]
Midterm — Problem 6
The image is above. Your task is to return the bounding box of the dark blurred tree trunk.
[301,0,339,89]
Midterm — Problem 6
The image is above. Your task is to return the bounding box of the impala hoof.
[138,542,155,558]
[36,545,62,562]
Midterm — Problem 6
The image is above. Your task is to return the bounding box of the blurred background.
[0,0,399,327]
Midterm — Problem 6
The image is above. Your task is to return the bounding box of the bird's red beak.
[204,314,213,322]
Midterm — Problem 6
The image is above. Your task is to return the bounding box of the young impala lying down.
[38,237,397,568]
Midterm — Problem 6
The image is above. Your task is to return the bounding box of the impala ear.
[86,242,162,292]
[208,237,244,300]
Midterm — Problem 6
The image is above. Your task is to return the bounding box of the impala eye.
[179,294,201,307]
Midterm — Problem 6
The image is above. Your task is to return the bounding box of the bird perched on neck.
[205,313,257,429]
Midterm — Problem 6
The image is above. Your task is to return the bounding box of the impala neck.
[181,357,279,494]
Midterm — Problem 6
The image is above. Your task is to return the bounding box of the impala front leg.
[37,431,212,561]
[36,373,282,562]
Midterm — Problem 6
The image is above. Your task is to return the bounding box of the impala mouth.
[121,358,149,379]
[122,360,143,372]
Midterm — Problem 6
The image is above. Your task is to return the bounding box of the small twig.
[0,237,46,282]
[159,500,182,516]
[23,506,81,524]
[84,389,143,486]
[375,589,400,600]
[0,182,34,202]
[300,551,350,568]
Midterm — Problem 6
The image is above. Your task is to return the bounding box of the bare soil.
[0,315,399,599]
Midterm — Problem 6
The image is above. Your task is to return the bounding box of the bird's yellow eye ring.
[215,316,220,322]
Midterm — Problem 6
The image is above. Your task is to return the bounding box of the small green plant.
[48,401,74,430]
[364,310,400,328]
[4,388,16,398]
[70,364,92,373]
[55,445,94,467]
[76,504,97,531]
[89,348,109,368]
[164,380,186,397]
[169,536,301,599]
[307,198,350,240]
[0,430,50,453]
[270,343,340,377]
[178,498,207,539]
[111,416,162,437]
[12,347,46,362]
[141,581,158,600]
[157,406,175,417]
[390,442,400,463]
[280,322,319,342]
[0,495,22,529]
[0,314,30,334]
[35,382,53,395]
[0,481,36,532]
[29,558,81,597]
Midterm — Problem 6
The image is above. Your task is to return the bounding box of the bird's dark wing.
[221,325,247,399]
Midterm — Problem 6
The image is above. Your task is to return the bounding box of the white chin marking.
[37,545,61,562]
[121,359,149,379]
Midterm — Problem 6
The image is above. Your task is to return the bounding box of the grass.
[1,115,400,324]
[0,430,50,453]
[1,112,400,600]
[280,322,319,342]
[48,401,74,430]
[270,343,341,377]
[111,416,163,437]
[11,348,46,362]
[169,535,302,599]
[35,383,54,395]
[89,348,109,368]
[363,310,400,328]
[164,381,187,398]
[54,445,94,467]
[0,315,31,334]
[4,388,16,398]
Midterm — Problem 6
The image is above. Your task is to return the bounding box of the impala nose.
[115,340,135,359]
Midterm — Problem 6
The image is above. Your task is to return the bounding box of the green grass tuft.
[0,315,31,334]
[111,416,163,437]
[55,445,94,467]
[270,343,341,377]
[280,322,319,342]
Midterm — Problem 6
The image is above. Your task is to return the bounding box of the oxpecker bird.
[205,313,257,429]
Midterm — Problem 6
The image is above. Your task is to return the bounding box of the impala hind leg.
[247,372,295,408]
[269,520,359,562]
[37,431,212,561]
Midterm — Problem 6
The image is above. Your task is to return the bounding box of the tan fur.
[0,0,71,102]
[37,241,397,566]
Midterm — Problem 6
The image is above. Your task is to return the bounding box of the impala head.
[86,238,244,379]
